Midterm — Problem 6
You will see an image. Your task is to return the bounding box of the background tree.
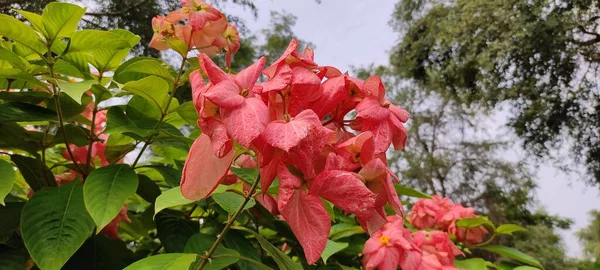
[577,209,600,261]
[390,0,600,185]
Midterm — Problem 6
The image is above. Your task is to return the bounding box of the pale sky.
[226,0,599,258]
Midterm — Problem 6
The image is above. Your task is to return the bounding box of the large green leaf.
[223,230,262,270]
[233,226,303,270]
[0,202,24,236]
[321,240,348,263]
[184,233,240,270]
[136,175,161,204]
[479,245,543,269]
[155,210,198,253]
[0,160,16,205]
[21,181,95,270]
[10,155,54,191]
[14,10,46,36]
[0,102,56,122]
[0,48,31,71]
[0,91,52,104]
[0,14,45,54]
[148,165,181,187]
[0,69,47,88]
[456,217,495,231]
[83,164,139,231]
[0,246,27,270]
[61,30,132,72]
[113,57,175,84]
[212,191,255,213]
[57,80,96,104]
[123,253,197,270]
[175,101,199,128]
[63,234,135,270]
[122,76,170,112]
[154,187,194,217]
[91,29,140,72]
[41,3,86,41]
[230,167,259,185]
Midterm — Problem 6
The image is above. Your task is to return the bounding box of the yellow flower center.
[181,7,190,13]
[379,235,390,245]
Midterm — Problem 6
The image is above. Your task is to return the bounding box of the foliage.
[390,0,600,186]
[0,2,546,270]
[576,209,600,261]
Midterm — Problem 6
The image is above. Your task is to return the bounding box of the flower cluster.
[150,0,240,67]
[182,38,410,263]
[363,195,487,270]
[408,195,489,245]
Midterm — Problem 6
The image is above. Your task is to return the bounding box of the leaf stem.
[196,174,261,270]
[131,53,189,168]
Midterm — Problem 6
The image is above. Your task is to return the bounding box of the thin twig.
[196,175,261,270]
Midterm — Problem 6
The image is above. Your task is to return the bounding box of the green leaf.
[0,246,27,270]
[212,191,255,213]
[0,69,47,88]
[41,3,86,41]
[127,95,162,122]
[233,226,303,270]
[454,258,489,269]
[0,47,31,71]
[175,101,199,127]
[0,91,52,104]
[83,164,139,232]
[185,233,240,270]
[0,202,24,236]
[57,80,96,104]
[154,187,194,217]
[514,267,542,270]
[230,167,259,185]
[394,184,432,199]
[122,76,170,112]
[155,210,198,253]
[67,30,131,53]
[14,10,46,36]
[11,155,54,191]
[0,14,45,54]
[149,165,181,187]
[90,29,140,72]
[330,223,365,241]
[136,175,161,204]
[495,224,527,235]
[167,39,189,57]
[224,230,262,270]
[456,217,495,231]
[0,160,16,205]
[123,253,197,270]
[479,245,544,269]
[321,240,348,263]
[113,57,175,84]
[21,181,95,270]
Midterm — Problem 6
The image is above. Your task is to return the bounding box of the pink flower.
[101,205,131,239]
[407,195,453,229]
[413,231,462,269]
[362,216,422,270]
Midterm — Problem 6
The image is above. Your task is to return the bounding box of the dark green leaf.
[136,174,161,204]
[0,246,27,270]
[479,245,543,269]
[224,230,262,270]
[155,210,198,253]
[175,101,199,128]
[113,57,175,84]
[233,226,303,270]
[184,233,240,270]
[0,102,56,122]
[149,165,182,187]
[0,202,24,236]
[0,123,44,155]
[0,91,52,104]
[0,69,47,88]
[11,155,54,191]
[21,181,95,270]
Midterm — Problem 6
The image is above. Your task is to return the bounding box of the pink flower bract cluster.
[150,0,240,67]
[182,38,410,264]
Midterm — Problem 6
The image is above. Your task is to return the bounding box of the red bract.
[407,195,453,229]
[412,231,461,270]
[362,215,422,270]
[179,37,411,263]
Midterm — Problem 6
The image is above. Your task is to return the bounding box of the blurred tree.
[259,10,315,65]
[577,210,600,261]
[390,0,600,186]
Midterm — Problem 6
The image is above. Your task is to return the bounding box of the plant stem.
[196,175,261,270]
[131,54,188,168]
[84,106,97,173]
